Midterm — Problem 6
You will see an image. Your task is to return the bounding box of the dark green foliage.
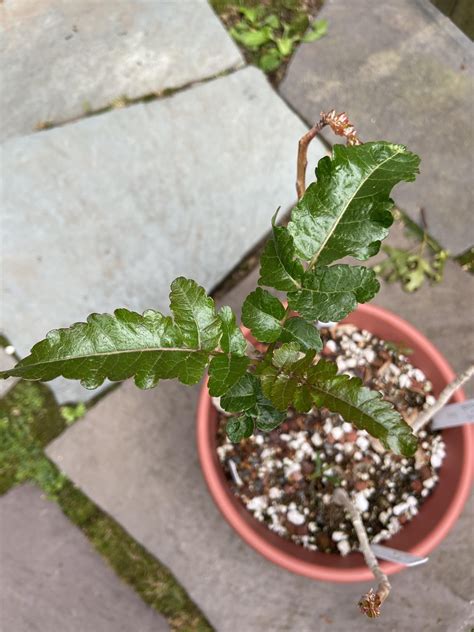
[1,141,420,455]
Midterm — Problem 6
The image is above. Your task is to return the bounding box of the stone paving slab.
[2,66,326,402]
[0,0,243,141]
[0,483,169,632]
[47,229,473,630]
[279,0,474,255]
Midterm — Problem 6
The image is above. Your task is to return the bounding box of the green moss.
[0,381,212,631]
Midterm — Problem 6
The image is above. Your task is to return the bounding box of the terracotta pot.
[196,304,473,582]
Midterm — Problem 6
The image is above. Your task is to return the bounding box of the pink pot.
[196,304,473,582]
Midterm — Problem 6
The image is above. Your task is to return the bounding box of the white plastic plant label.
[431,399,474,430]
[370,544,428,567]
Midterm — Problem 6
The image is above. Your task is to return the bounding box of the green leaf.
[0,278,220,389]
[288,142,420,266]
[307,360,417,456]
[258,48,282,72]
[208,355,249,397]
[272,342,301,369]
[218,306,247,355]
[288,265,379,321]
[226,415,254,442]
[275,36,295,56]
[230,26,272,49]
[258,213,304,291]
[287,13,309,36]
[302,19,328,42]
[169,277,221,351]
[264,14,280,29]
[253,393,286,430]
[220,373,259,412]
[241,288,285,343]
[280,317,323,351]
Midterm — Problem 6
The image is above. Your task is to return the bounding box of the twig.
[332,488,390,618]
[296,119,326,199]
[296,110,361,200]
[412,364,474,434]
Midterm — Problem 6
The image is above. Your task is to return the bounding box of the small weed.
[373,208,450,292]
[60,402,87,425]
[211,1,325,81]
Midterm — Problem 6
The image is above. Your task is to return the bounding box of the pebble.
[399,374,412,388]
[355,436,370,451]
[393,502,409,516]
[287,509,306,525]
[331,426,344,441]
[354,492,369,513]
[431,453,443,468]
[331,531,347,542]
[269,487,282,500]
[337,540,351,556]
[311,432,323,447]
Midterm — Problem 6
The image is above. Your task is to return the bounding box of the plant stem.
[412,364,474,434]
[296,110,361,200]
[296,119,326,199]
[332,488,390,618]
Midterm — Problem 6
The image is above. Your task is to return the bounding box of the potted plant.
[2,111,472,618]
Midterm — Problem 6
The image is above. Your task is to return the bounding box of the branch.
[332,488,390,618]
[296,110,361,200]
[296,119,326,199]
[412,364,474,434]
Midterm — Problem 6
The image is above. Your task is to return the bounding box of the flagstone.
[0,0,243,141]
[279,0,474,255]
[0,483,169,632]
[1,67,326,402]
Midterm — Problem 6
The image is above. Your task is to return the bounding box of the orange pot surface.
[196,304,473,582]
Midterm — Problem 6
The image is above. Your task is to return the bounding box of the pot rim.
[196,303,474,582]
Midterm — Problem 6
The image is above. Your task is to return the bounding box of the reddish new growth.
[322,109,361,146]
[359,589,382,618]
[296,110,361,199]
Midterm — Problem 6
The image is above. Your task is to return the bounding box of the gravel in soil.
[216,324,445,555]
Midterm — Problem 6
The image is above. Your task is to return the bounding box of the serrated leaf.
[0,278,220,389]
[218,306,247,356]
[288,265,379,321]
[208,355,250,397]
[272,342,301,369]
[307,360,417,456]
[293,384,313,413]
[226,415,254,442]
[266,373,298,410]
[0,307,211,389]
[170,277,221,351]
[252,392,286,431]
[280,317,323,351]
[288,142,420,266]
[220,373,259,412]
[259,214,304,291]
[241,288,285,343]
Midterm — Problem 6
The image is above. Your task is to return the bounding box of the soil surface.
[216,324,445,555]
